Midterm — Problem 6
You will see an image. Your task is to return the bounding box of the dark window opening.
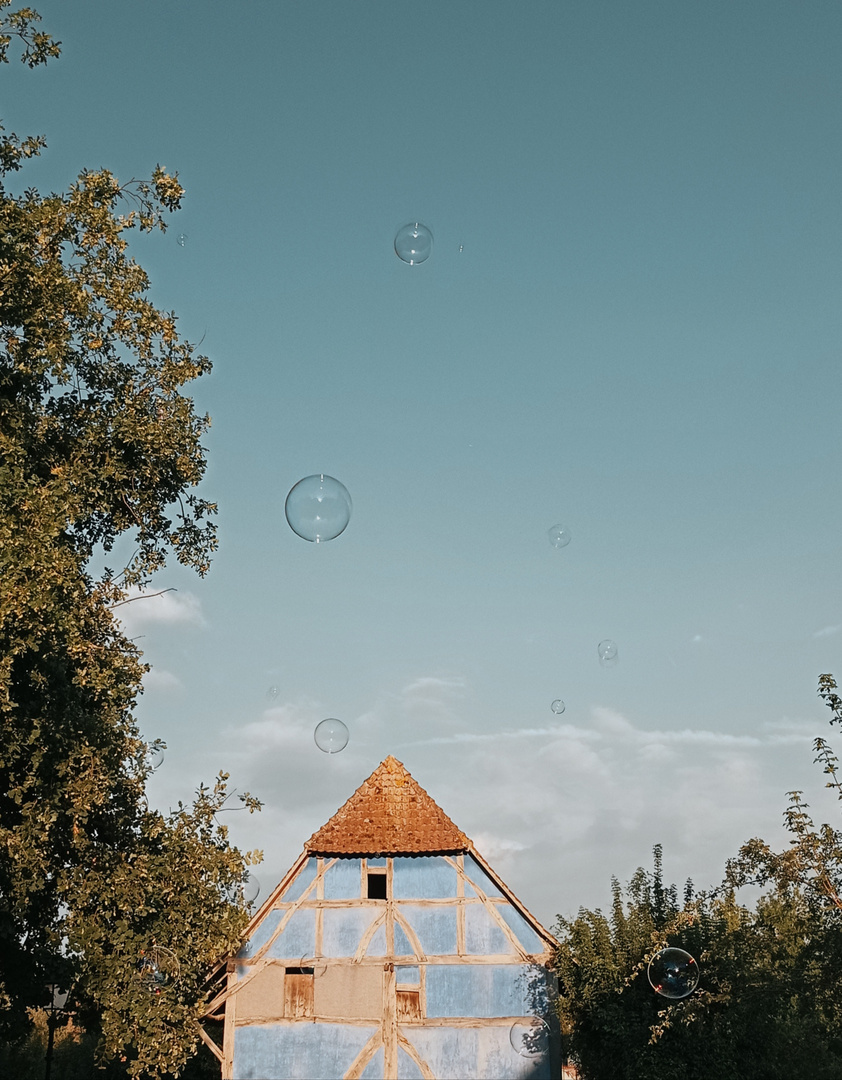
[367,872,388,899]
[284,967,314,976]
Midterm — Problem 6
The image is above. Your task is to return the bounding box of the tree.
[0,6,260,1074]
[554,677,842,1079]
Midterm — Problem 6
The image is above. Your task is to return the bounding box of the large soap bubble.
[147,742,165,771]
[314,718,349,754]
[395,222,433,265]
[647,947,699,999]
[242,871,260,905]
[598,639,618,667]
[548,524,572,548]
[285,474,352,543]
[551,699,566,715]
[509,1017,550,1058]
[137,946,179,994]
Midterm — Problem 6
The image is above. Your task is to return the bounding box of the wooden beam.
[198,1025,224,1064]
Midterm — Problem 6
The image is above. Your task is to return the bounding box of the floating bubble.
[548,524,572,548]
[242,871,260,905]
[551,699,565,715]
[299,956,328,978]
[314,717,349,754]
[266,686,280,702]
[509,1017,550,1058]
[285,474,352,543]
[459,244,464,253]
[395,222,433,265]
[147,743,165,771]
[137,946,179,993]
[176,233,188,247]
[598,639,618,666]
[647,947,699,999]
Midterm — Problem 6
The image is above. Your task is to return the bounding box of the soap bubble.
[285,474,352,543]
[299,956,328,978]
[395,222,433,265]
[176,233,188,247]
[551,699,565,715]
[509,1017,550,1058]
[242,871,260,905]
[266,686,280,702]
[147,743,165,771]
[138,946,179,993]
[314,718,349,754]
[598,639,618,666]
[647,947,699,999]
[548,524,572,548]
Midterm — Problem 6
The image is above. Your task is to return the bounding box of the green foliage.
[555,676,842,1079]
[0,7,259,1076]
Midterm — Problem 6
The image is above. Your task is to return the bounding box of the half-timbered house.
[204,755,559,1079]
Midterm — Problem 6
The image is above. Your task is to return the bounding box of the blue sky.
[8,0,842,925]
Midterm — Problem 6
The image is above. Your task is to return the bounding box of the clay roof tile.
[305,756,469,855]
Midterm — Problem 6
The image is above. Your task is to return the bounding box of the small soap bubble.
[314,717,349,754]
[459,244,464,253]
[138,947,178,993]
[395,222,433,265]
[548,524,572,548]
[176,233,188,247]
[147,743,165,771]
[598,639,618,666]
[266,686,280,702]
[242,872,260,905]
[551,699,565,715]
[285,474,352,543]
[647,947,699,999]
[509,1017,550,1058]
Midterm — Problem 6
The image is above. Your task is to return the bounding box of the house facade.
[205,756,560,1079]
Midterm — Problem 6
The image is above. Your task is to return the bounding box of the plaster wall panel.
[360,1046,385,1079]
[393,921,414,957]
[264,908,316,960]
[236,963,286,1020]
[313,963,382,1020]
[365,920,387,956]
[392,856,457,899]
[463,855,503,898]
[323,857,362,899]
[498,904,545,954]
[233,1022,375,1080]
[279,858,318,902]
[322,905,377,956]
[425,964,529,1018]
[406,1026,551,1080]
[400,905,457,955]
[397,1044,425,1079]
[240,910,282,958]
[465,902,515,955]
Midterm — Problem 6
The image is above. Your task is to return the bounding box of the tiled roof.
[305,756,470,855]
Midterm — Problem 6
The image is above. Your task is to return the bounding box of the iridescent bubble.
[266,686,280,702]
[548,524,572,548]
[137,946,179,993]
[509,1017,550,1058]
[647,947,699,999]
[314,717,349,754]
[551,699,565,715]
[147,743,165,771]
[598,639,618,666]
[395,222,433,265]
[242,871,260,905]
[285,474,352,543]
[176,233,188,247]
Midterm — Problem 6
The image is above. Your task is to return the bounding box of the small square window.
[367,871,388,899]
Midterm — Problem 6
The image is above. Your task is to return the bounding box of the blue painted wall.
[233,1023,375,1080]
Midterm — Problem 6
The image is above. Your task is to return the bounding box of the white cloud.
[813,623,842,638]
[115,588,206,631]
[143,668,182,692]
[180,679,837,932]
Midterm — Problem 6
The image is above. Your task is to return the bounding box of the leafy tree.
[554,677,842,1079]
[0,5,260,1074]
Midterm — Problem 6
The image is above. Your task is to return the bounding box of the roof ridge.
[305,756,470,855]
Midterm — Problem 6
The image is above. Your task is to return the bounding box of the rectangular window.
[367,871,388,899]
[396,989,422,1022]
[284,968,314,1018]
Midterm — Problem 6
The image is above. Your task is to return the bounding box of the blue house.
[205,756,559,1079]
